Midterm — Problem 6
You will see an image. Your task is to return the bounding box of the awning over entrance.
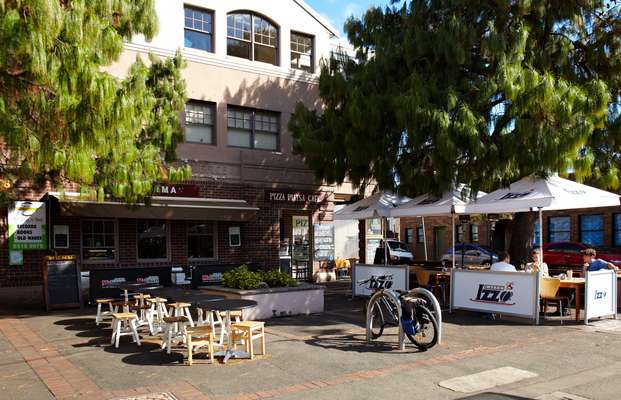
[49,193,259,221]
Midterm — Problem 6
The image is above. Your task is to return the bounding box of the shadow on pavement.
[457,393,533,400]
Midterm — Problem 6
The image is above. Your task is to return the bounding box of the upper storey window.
[290,32,313,72]
[184,6,214,52]
[227,12,278,66]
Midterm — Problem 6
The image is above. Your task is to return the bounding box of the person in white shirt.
[525,248,549,276]
[490,251,516,272]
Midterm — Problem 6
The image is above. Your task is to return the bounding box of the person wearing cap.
[582,248,618,277]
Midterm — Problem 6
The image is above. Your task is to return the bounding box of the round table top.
[197,299,258,311]
[117,281,149,290]
[135,284,164,292]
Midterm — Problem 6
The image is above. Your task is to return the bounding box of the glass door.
[292,215,311,280]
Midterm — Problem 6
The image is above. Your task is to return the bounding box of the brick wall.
[0,179,334,288]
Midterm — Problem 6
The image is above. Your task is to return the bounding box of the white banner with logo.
[352,264,409,297]
[585,270,617,324]
[451,269,540,321]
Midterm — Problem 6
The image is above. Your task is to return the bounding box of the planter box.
[200,284,324,320]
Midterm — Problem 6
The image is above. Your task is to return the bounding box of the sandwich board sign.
[9,201,47,250]
[585,270,617,324]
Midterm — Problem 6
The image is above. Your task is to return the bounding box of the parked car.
[543,242,621,268]
[441,243,498,267]
[373,239,414,265]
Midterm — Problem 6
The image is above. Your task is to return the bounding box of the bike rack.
[407,288,442,345]
[365,288,442,350]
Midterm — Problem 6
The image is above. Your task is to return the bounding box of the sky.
[306,0,393,38]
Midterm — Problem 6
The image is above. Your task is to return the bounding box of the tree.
[290,0,621,264]
[0,0,190,204]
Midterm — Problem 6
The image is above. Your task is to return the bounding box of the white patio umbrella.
[463,175,621,267]
[392,186,486,266]
[334,192,410,265]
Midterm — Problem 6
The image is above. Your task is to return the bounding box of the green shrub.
[221,265,262,290]
[221,265,299,289]
[259,269,299,288]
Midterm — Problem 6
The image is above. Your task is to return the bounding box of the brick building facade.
[399,206,621,262]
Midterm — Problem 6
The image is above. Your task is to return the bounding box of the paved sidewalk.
[1,284,620,400]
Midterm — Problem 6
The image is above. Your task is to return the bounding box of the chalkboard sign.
[42,255,81,311]
[314,224,335,261]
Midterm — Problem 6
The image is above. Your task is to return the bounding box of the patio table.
[197,299,258,363]
[559,278,585,321]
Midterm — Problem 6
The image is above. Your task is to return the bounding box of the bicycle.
[358,274,439,350]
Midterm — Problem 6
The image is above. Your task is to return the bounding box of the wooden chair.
[540,278,569,324]
[231,321,265,360]
[186,325,216,365]
[95,298,114,326]
[110,312,141,348]
[415,271,446,305]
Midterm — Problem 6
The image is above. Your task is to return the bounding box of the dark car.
[543,242,621,268]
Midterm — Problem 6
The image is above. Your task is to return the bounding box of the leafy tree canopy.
[290,0,621,197]
[0,0,189,203]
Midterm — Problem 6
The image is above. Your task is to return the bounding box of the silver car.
[441,243,498,267]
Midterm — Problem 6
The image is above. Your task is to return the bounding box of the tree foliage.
[0,0,189,203]
[290,0,621,197]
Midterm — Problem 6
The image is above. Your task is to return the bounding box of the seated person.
[525,248,549,276]
[490,251,516,272]
[582,248,619,276]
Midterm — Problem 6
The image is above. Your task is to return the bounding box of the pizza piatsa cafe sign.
[265,190,330,204]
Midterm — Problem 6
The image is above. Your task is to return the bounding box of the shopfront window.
[456,224,465,242]
[137,220,168,260]
[405,228,413,244]
[416,227,425,243]
[614,214,621,247]
[82,220,116,262]
[580,214,604,246]
[188,222,216,260]
[470,224,479,242]
[548,216,571,242]
[533,220,540,246]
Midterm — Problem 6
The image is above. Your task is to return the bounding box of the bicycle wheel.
[366,293,399,339]
[405,305,438,350]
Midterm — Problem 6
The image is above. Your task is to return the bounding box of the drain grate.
[115,393,178,400]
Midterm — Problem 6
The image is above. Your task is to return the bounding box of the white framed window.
[229,226,241,247]
[188,222,217,260]
[227,12,278,65]
[81,219,116,262]
[185,101,215,144]
[290,32,313,72]
[184,6,214,52]
[227,106,279,150]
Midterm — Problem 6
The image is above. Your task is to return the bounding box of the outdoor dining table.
[118,282,163,303]
[197,299,258,363]
[559,277,585,321]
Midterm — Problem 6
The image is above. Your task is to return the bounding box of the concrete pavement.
[0,283,620,400]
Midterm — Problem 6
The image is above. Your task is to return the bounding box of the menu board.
[314,224,335,261]
[42,255,81,311]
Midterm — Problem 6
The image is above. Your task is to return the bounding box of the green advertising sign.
[8,201,47,251]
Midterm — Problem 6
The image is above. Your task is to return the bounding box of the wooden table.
[559,278,585,321]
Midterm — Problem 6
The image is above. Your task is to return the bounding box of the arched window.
[227,12,278,65]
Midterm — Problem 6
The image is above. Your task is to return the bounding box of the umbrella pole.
[539,208,544,267]
[422,216,428,261]
[384,217,388,266]
[451,212,456,269]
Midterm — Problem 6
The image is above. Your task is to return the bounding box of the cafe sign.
[153,183,200,197]
[265,190,328,204]
[8,201,47,250]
